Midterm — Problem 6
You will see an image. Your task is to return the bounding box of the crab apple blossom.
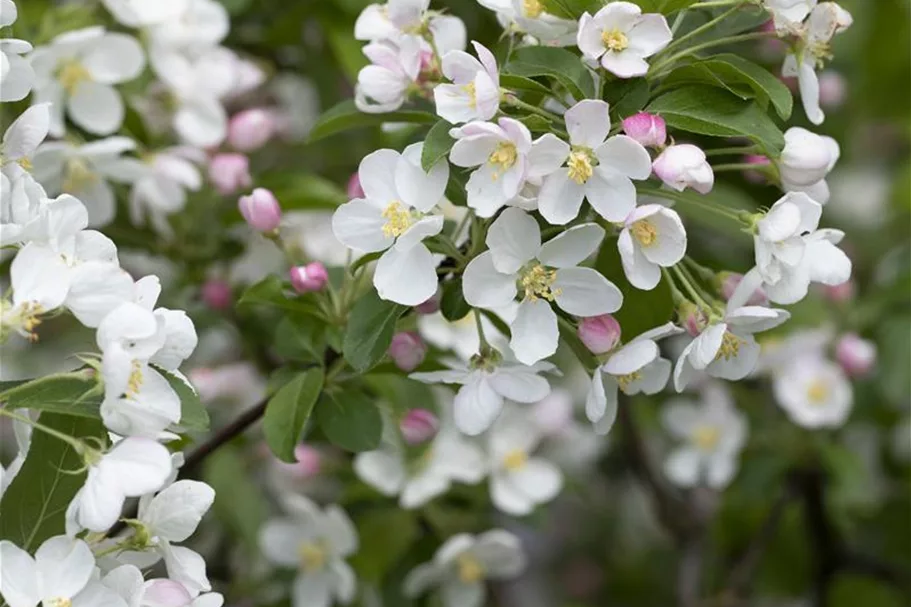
[478,0,578,46]
[486,405,562,515]
[129,147,204,234]
[720,272,768,306]
[674,305,790,392]
[652,144,714,194]
[259,495,358,607]
[449,117,566,218]
[399,408,440,444]
[434,41,500,124]
[622,112,667,148]
[355,36,422,114]
[410,352,556,436]
[835,333,876,378]
[332,143,448,305]
[0,103,50,199]
[763,0,818,33]
[586,323,683,435]
[753,191,823,286]
[388,331,427,372]
[618,204,687,291]
[463,208,621,364]
[662,382,747,489]
[578,313,622,355]
[208,153,252,195]
[145,0,229,54]
[227,108,275,152]
[0,0,34,102]
[782,2,853,125]
[354,0,466,54]
[403,529,526,607]
[778,126,840,204]
[537,100,652,225]
[239,188,282,233]
[289,262,329,294]
[577,2,672,78]
[201,279,232,310]
[30,27,145,137]
[773,356,852,428]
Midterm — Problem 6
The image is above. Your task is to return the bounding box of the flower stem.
[503,93,563,122]
[712,162,768,172]
[652,31,777,77]
[474,310,490,351]
[637,186,745,223]
[704,145,760,157]
[671,265,715,312]
[0,407,86,452]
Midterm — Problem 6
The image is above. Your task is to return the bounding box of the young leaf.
[273,315,327,362]
[605,79,651,120]
[309,100,437,143]
[506,46,597,100]
[421,120,455,171]
[0,372,101,419]
[647,85,785,152]
[343,289,406,372]
[0,414,107,551]
[499,73,552,95]
[316,390,382,452]
[237,275,324,318]
[440,278,471,321]
[263,368,324,462]
[157,367,210,433]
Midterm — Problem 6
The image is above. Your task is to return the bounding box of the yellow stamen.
[567,150,594,184]
[502,449,528,471]
[520,263,559,302]
[808,41,832,69]
[462,82,477,109]
[457,554,484,583]
[48,599,72,607]
[2,301,45,343]
[126,360,143,399]
[381,201,415,238]
[18,157,32,171]
[601,29,629,52]
[488,142,518,180]
[715,331,745,361]
[62,158,97,193]
[298,541,327,572]
[523,0,544,18]
[806,379,829,405]
[692,425,721,451]
[616,371,642,392]
[630,219,658,247]
[57,60,91,95]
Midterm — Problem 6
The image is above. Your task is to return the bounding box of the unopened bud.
[238,188,282,232]
[400,408,439,445]
[415,292,440,315]
[228,108,275,152]
[346,172,364,199]
[743,154,771,184]
[289,262,329,293]
[201,279,232,310]
[290,444,322,479]
[835,333,876,378]
[622,112,667,148]
[678,301,707,337]
[208,153,252,195]
[652,144,714,194]
[142,579,192,607]
[719,272,767,306]
[388,331,427,372]
[822,280,855,303]
[578,314,621,355]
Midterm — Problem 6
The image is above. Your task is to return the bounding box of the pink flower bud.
[238,188,282,232]
[822,280,855,302]
[818,71,847,109]
[622,112,667,148]
[290,444,322,479]
[142,579,192,607]
[388,331,427,372]
[228,108,276,152]
[835,333,876,378]
[289,262,329,293]
[208,153,252,195]
[578,314,621,355]
[400,408,439,445]
[346,172,364,199]
[201,279,233,310]
[678,301,707,337]
[743,154,771,184]
[720,272,768,306]
[414,292,440,315]
[652,144,714,194]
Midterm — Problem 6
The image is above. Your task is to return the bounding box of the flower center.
[126,360,144,399]
[57,60,91,95]
[457,554,485,583]
[630,219,658,247]
[1,301,45,343]
[488,142,518,179]
[807,41,833,69]
[462,82,477,108]
[502,448,528,471]
[523,0,544,18]
[520,263,559,302]
[298,541,327,572]
[616,371,642,392]
[806,379,829,405]
[692,425,721,451]
[601,29,629,52]
[567,149,594,184]
[47,598,72,607]
[714,331,745,361]
[62,158,97,193]
[381,201,415,238]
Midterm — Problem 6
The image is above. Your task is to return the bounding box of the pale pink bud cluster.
[388,331,427,372]
[818,71,847,109]
[399,408,439,444]
[201,279,233,310]
[290,262,329,293]
[743,154,771,184]
[652,144,714,194]
[622,112,667,148]
[209,153,252,195]
[578,314,621,355]
[835,333,876,378]
[720,272,768,306]
[678,301,707,337]
[228,108,276,152]
[289,444,322,478]
[239,188,282,232]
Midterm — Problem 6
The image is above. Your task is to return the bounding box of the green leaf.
[238,275,324,318]
[499,73,553,95]
[255,173,347,210]
[664,54,792,120]
[635,0,700,13]
[157,367,210,433]
[506,47,596,100]
[540,0,601,18]
[595,239,675,337]
[440,278,471,321]
[0,414,106,551]
[421,120,455,172]
[605,79,651,120]
[343,289,405,373]
[647,85,785,153]
[350,509,420,582]
[263,368,324,462]
[516,113,553,133]
[317,390,382,452]
[273,316,327,363]
[0,372,101,419]
[309,100,437,143]
[203,444,269,551]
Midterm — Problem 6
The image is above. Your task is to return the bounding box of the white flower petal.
[462,251,517,309]
[142,480,214,543]
[67,82,124,136]
[454,374,504,435]
[353,450,405,497]
[396,142,449,212]
[537,223,604,268]
[35,537,94,600]
[553,267,622,316]
[509,299,558,365]
[486,208,540,273]
[537,170,585,225]
[0,541,38,607]
[374,244,438,306]
[331,198,392,253]
[603,340,659,376]
[586,169,637,222]
[565,99,610,148]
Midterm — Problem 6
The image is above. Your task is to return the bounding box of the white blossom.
[576,1,672,78]
[773,355,852,428]
[145,0,229,55]
[0,103,50,200]
[477,0,577,46]
[778,126,840,204]
[355,36,422,114]
[0,0,34,102]
[129,146,205,235]
[618,204,687,290]
[434,41,500,124]
[354,0,466,55]
[763,0,817,33]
